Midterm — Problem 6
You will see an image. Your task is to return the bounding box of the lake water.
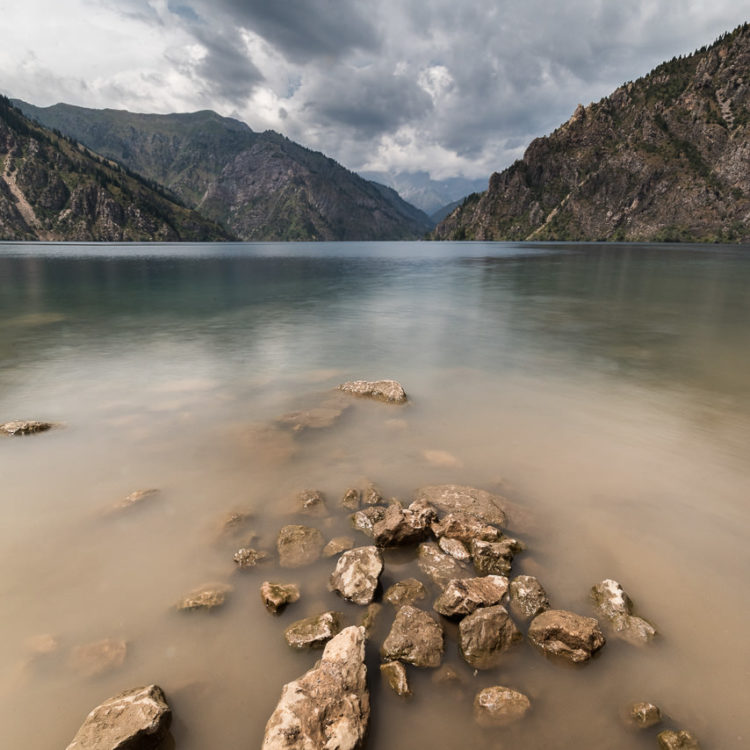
[1,240,748,749]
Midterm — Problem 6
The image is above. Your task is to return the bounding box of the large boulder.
[338,379,407,404]
[591,579,656,645]
[413,485,507,526]
[473,686,531,727]
[381,605,444,668]
[509,575,550,621]
[458,605,522,669]
[434,576,509,618]
[329,546,384,605]
[276,525,325,568]
[65,684,171,750]
[262,626,369,750]
[284,611,343,649]
[417,542,470,588]
[528,609,606,663]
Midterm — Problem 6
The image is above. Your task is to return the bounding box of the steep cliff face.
[436,24,750,243]
[0,98,230,242]
[16,102,433,241]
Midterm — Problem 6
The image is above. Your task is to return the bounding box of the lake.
[1,240,748,749]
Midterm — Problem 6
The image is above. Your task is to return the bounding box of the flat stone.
[350,506,387,537]
[284,611,343,649]
[338,379,407,404]
[434,576,509,618]
[458,605,522,669]
[474,686,531,727]
[658,730,702,749]
[292,489,328,517]
[471,538,524,576]
[260,582,300,614]
[262,626,369,750]
[70,638,127,678]
[431,512,501,544]
[381,605,444,668]
[417,542,470,589]
[627,701,662,729]
[591,579,656,645]
[380,661,411,696]
[65,684,171,750]
[323,536,355,557]
[0,420,55,436]
[233,547,268,568]
[329,546,384,605]
[437,536,472,561]
[214,510,254,542]
[414,484,507,526]
[176,583,230,611]
[509,575,550,620]
[528,609,606,663]
[384,578,428,608]
[112,489,159,511]
[277,525,325,568]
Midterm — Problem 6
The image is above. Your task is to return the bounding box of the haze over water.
[1,241,748,749]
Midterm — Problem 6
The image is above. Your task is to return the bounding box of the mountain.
[435,23,750,243]
[0,97,229,242]
[14,102,433,241]
[359,169,487,215]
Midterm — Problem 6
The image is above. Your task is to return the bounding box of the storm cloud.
[3,0,750,180]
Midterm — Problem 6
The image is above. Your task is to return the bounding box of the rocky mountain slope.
[435,23,750,243]
[0,97,229,242]
[15,102,433,241]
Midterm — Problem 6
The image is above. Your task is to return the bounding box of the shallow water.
[1,240,749,749]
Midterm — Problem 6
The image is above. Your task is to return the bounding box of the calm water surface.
[1,241,749,749]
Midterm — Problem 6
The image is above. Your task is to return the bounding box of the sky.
[2,1,750,181]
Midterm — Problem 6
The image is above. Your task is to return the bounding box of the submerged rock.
[458,605,522,669]
[509,575,550,621]
[380,661,411,697]
[434,576,509,618]
[591,579,657,645]
[341,487,361,510]
[474,686,531,727]
[291,489,328,517]
[70,638,127,678]
[338,379,407,404]
[329,546,384,605]
[276,525,325,568]
[528,609,606,663]
[627,701,662,729]
[362,481,384,506]
[350,506,387,537]
[260,582,300,614]
[0,420,55,436]
[176,583,230,612]
[431,511,501,545]
[276,401,350,433]
[384,578,428,609]
[414,484,507,526]
[112,488,159,512]
[658,729,702,749]
[284,611,343,649]
[262,626,369,750]
[65,684,171,750]
[360,603,382,638]
[323,536,355,557]
[233,547,268,568]
[214,509,255,543]
[417,542,470,589]
[381,605,444,668]
[431,664,467,689]
[471,538,524,576]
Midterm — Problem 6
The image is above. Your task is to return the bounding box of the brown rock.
[413,484,507,526]
[276,525,325,568]
[0,420,55,436]
[65,684,171,750]
[434,576,509,618]
[658,730,702,749]
[384,578,428,608]
[627,701,662,729]
[276,402,350,433]
[471,538,524,576]
[176,583,230,611]
[329,546,384,605]
[528,609,606,663]
[509,575,550,620]
[341,487,361,510]
[350,506,387,537]
[591,579,657,645]
[292,489,328,517]
[370,501,435,547]
[437,536,471,561]
[112,488,159,511]
[360,603,382,638]
[431,511,501,544]
[260,582,300,614]
[338,379,407,404]
[380,661,411,697]
[323,536,355,557]
[417,542,470,588]
[70,638,127,678]
[474,686,531,727]
[284,611,343,649]
[233,547,268,568]
[381,605,444,668]
[458,605,521,669]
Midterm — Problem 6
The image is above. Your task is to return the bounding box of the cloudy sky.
[2,1,750,180]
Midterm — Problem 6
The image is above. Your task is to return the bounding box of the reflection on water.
[0,241,749,749]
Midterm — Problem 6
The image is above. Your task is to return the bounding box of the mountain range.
[435,23,750,243]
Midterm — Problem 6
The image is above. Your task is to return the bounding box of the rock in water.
[69,638,127,677]
[657,729,702,749]
[431,512,501,544]
[528,609,606,663]
[329,546,384,605]
[381,605,444,667]
[370,502,435,547]
[323,536,355,557]
[417,542,470,588]
[458,605,521,669]
[414,485,507,526]
[471,538,524,576]
[260,582,300,614]
[262,626,369,750]
[384,579,428,608]
[473,686,531,727]
[509,575,550,621]
[284,611,343,649]
[591,579,657,645]
[380,661,411,697]
[338,380,407,404]
[0,420,55,436]
[627,701,662,729]
[112,488,159,512]
[291,489,328,517]
[276,525,325,568]
[65,684,171,750]
[233,548,268,568]
[176,583,230,611]
[434,576,509,618]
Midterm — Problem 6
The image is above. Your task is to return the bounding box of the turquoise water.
[1,241,749,749]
